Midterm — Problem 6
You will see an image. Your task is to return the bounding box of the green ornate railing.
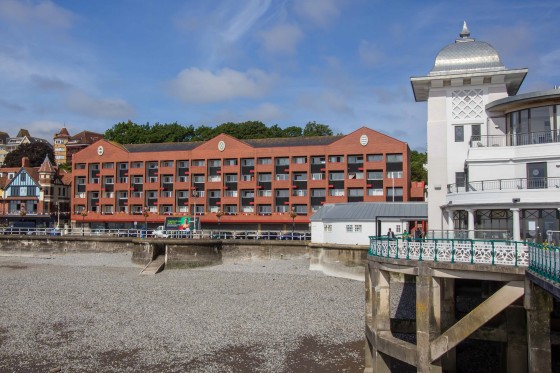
[369,236,529,267]
[528,242,560,283]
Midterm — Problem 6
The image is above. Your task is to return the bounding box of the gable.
[5,169,40,197]
[191,134,255,158]
[74,139,130,162]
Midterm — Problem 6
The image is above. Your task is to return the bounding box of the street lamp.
[81,210,87,236]
[216,210,224,232]
[143,206,149,238]
[192,188,198,231]
[290,208,297,235]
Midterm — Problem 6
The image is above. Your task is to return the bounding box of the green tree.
[104,120,149,144]
[303,121,333,136]
[282,126,303,137]
[3,142,55,167]
[410,150,427,183]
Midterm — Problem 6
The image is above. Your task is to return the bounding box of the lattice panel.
[452,89,483,120]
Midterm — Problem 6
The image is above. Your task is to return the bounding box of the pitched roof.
[16,129,31,138]
[310,202,428,222]
[55,127,70,138]
[122,142,203,153]
[68,131,104,145]
[38,156,55,173]
[243,135,344,148]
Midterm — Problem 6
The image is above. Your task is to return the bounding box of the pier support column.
[466,209,475,239]
[441,278,456,372]
[416,264,442,372]
[511,208,521,241]
[524,280,553,373]
[506,305,527,373]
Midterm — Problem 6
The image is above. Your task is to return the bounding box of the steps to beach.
[140,255,165,275]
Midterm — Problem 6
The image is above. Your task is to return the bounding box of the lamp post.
[290,209,297,235]
[81,210,87,236]
[143,206,149,238]
[56,201,60,229]
[216,210,224,232]
[192,188,198,231]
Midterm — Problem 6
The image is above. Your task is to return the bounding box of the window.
[367,171,383,180]
[208,190,221,198]
[276,205,289,213]
[178,176,189,182]
[102,162,114,169]
[224,158,237,166]
[348,188,364,197]
[225,174,238,182]
[242,190,254,198]
[367,188,383,196]
[133,176,143,184]
[348,172,364,180]
[258,205,272,214]
[258,173,272,182]
[104,177,114,184]
[275,157,289,165]
[348,155,363,164]
[367,154,383,162]
[386,154,403,162]
[329,155,344,163]
[455,125,464,142]
[275,174,289,181]
[293,172,307,181]
[455,172,465,187]
[208,175,221,182]
[193,175,205,183]
[162,176,173,183]
[257,157,272,165]
[311,156,325,164]
[346,225,353,232]
[292,189,307,197]
[148,177,158,183]
[311,189,326,197]
[161,160,173,167]
[292,156,307,164]
[177,191,189,198]
[161,191,172,198]
[471,124,481,141]
[148,162,158,169]
[355,225,362,232]
[387,187,403,197]
[275,189,289,197]
[329,171,344,181]
[387,171,403,178]
[191,159,204,167]
[241,174,253,181]
[178,160,189,168]
[224,190,238,197]
[119,163,128,170]
[208,159,221,167]
[311,173,325,180]
[258,190,272,197]
[329,189,345,197]
[324,224,332,232]
[75,163,86,170]
[242,158,254,166]
[131,161,143,168]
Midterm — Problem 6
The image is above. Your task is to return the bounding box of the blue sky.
[0,0,558,151]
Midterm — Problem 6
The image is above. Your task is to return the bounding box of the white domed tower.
[411,22,527,233]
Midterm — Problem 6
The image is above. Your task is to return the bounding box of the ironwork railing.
[447,177,560,194]
[369,236,529,267]
[470,130,560,148]
[528,242,560,283]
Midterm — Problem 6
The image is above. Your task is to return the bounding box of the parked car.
[234,231,258,239]
[116,229,140,237]
[152,226,168,238]
[279,232,305,240]
[258,231,280,240]
[211,231,234,239]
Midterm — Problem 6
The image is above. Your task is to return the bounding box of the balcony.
[448,177,560,194]
[470,130,560,148]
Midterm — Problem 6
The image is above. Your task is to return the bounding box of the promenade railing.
[369,235,529,267]
[528,242,560,283]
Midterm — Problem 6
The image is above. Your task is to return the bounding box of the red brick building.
[71,127,422,230]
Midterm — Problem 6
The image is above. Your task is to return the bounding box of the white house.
[411,22,560,243]
[310,202,427,245]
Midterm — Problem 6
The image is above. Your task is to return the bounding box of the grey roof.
[310,202,428,222]
[243,136,343,148]
[486,88,560,112]
[430,23,504,76]
[123,142,203,153]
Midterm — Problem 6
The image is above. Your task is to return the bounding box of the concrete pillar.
[416,264,442,372]
[506,305,527,373]
[467,208,475,239]
[366,263,392,372]
[511,208,521,241]
[524,280,553,373]
[441,278,457,372]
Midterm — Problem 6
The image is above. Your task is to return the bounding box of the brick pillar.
[524,279,553,373]
[366,262,391,372]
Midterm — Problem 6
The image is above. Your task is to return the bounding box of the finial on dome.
[460,21,470,38]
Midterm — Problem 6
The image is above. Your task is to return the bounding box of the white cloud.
[167,67,275,103]
[222,0,272,42]
[244,103,284,121]
[293,0,340,27]
[259,24,303,54]
[0,0,75,29]
[358,40,385,67]
[65,91,135,120]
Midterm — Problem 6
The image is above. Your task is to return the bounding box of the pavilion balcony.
[447,177,560,194]
[470,130,560,148]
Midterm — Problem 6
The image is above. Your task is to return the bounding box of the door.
[527,162,547,189]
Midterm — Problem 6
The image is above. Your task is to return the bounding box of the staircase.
[140,255,165,275]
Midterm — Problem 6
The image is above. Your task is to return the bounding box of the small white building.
[310,202,427,245]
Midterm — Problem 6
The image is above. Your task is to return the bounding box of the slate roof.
[123,142,203,153]
[67,131,104,145]
[310,202,428,222]
[243,136,343,148]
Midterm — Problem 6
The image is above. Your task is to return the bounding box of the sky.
[0,0,559,152]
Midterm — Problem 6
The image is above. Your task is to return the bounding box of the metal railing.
[369,235,529,267]
[470,130,560,148]
[424,229,511,240]
[447,177,560,194]
[528,242,560,283]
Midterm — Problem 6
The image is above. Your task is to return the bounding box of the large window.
[455,125,464,142]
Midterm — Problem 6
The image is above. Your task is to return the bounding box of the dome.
[429,22,505,76]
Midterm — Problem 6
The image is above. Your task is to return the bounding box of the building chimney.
[22,157,30,167]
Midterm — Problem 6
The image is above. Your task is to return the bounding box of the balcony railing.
[528,242,560,283]
[369,236,529,267]
[447,177,560,194]
[470,130,560,148]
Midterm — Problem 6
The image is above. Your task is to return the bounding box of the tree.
[282,126,303,137]
[410,150,427,183]
[104,120,149,144]
[303,121,333,136]
[3,142,55,167]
